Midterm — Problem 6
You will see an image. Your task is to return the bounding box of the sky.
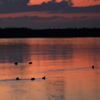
[0,0,100,29]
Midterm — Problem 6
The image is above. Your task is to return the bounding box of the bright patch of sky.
[29,0,100,7]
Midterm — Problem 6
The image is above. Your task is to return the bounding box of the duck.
[92,65,94,69]
[14,62,18,65]
[29,62,32,64]
[42,76,46,80]
[31,77,35,80]
[16,77,20,80]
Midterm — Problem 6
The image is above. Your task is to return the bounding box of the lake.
[0,38,100,100]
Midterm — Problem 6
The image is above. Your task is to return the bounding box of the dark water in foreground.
[0,38,100,100]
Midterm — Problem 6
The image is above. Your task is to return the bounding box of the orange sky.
[0,11,100,21]
[0,0,100,18]
[0,0,100,28]
[28,0,62,5]
[29,0,100,6]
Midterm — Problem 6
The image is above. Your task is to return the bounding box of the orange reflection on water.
[0,38,100,100]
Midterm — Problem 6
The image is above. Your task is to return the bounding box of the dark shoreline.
[0,28,100,38]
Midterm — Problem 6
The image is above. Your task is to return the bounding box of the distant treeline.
[0,27,100,38]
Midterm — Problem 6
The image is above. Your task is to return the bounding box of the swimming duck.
[29,62,32,64]
[92,65,94,69]
[14,62,18,65]
[16,77,20,80]
[42,76,46,80]
[31,77,35,80]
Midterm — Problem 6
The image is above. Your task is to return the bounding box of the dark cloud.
[0,16,99,29]
[52,0,56,3]
[0,0,29,6]
[71,16,88,19]
[0,0,100,14]
[80,16,88,18]
[60,5,100,13]
[0,15,67,21]
[93,0,99,1]
[0,15,89,22]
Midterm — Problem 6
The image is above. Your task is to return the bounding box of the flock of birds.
[14,61,46,81]
[16,76,46,81]
[14,61,95,80]
[14,62,32,65]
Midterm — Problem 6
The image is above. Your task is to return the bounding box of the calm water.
[0,38,100,100]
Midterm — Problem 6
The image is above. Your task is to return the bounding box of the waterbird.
[42,76,46,80]
[92,65,94,69]
[29,62,32,64]
[14,62,18,65]
[31,77,35,80]
[16,77,20,80]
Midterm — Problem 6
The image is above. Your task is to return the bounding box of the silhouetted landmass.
[0,27,100,38]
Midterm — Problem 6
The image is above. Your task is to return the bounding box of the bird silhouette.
[92,65,94,69]
[29,62,32,64]
[14,62,18,65]
[31,77,35,80]
[42,76,46,80]
[16,77,20,80]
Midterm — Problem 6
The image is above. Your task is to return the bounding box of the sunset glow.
[0,0,100,28]
[73,0,100,7]
[0,11,100,19]
[28,0,62,5]
[29,0,100,6]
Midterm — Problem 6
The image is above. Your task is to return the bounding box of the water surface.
[0,38,100,100]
